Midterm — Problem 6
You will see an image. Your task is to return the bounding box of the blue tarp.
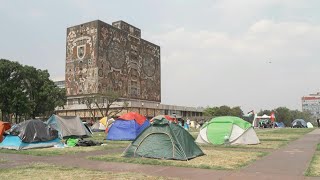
[0,135,61,150]
[107,119,150,141]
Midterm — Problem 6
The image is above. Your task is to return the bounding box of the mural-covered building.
[56,20,203,120]
[65,20,161,102]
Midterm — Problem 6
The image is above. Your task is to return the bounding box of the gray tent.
[10,119,58,143]
[292,119,307,128]
[47,115,92,139]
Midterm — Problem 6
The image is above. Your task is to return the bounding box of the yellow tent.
[99,117,108,126]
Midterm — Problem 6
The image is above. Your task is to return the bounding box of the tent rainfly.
[0,120,60,150]
[107,112,149,141]
[46,115,92,139]
[123,116,204,160]
[196,116,260,145]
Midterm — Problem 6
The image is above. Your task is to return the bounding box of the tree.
[22,65,66,118]
[257,109,272,116]
[83,90,128,121]
[0,59,24,121]
[274,107,291,126]
[230,106,243,117]
[0,59,66,121]
[203,105,244,118]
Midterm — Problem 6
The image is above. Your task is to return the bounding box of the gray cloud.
[0,0,319,112]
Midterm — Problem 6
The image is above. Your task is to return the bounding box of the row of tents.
[102,113,260,160]
[0,115,92,150]
[0,112,261,161]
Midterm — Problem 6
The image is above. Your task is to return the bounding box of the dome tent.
[196,116,260,145]
[307,122,314,128]
[0,120,60,150]
[46,115,92,139]
[123,115,204,160]
[292,119,307,128]
[107,112,150,141]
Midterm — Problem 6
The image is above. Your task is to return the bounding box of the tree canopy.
[203,105,244,118]
[204,105,313,126]
[0,59,66,122]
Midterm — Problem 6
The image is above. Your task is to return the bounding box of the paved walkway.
[1,129,320,180]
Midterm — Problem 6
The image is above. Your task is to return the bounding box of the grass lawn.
[0,158,7,163]
[89,128,313,170]
[90,148,267,170]
[0,132,130,156]
[305,144,320,176]
[0,163,175,180]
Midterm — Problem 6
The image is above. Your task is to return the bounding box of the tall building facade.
[302,92,320,117]
[56,20,203,120]
[65,20,161,102]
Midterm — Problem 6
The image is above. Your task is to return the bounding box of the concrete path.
[1,129,320,180]
[228,129,320,180]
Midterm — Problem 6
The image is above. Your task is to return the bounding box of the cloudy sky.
[1,0,319,112]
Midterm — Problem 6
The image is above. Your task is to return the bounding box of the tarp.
[9,120,58,143]
[123,118,204,160]
[0,135,60,150]
[46,115,92,139]
[196,116,260,145]
[0,121,11,143]
[292,119,307,128]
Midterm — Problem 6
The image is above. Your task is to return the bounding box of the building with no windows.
[56,20,203,120]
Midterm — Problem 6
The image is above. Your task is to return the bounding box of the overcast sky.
[1,0,319,112]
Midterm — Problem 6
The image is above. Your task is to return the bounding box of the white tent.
[307,122,314,128]
[91,122,106,132]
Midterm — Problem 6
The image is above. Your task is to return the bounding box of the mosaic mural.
[65,20,161,102]
[66,21,98,96]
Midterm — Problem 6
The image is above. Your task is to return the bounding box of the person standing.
[317,119,320,128]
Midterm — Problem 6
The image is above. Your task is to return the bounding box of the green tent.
[196,116,260,145]
[123,116,204,160]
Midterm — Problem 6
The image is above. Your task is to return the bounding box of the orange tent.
[118,112,147,125]
[0,121,11,142]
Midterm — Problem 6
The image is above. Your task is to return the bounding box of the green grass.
[306,143,320,176]
[0,158,7,163]
[0,163,176,180]
[89,128,313,170]
[89,149,268,170]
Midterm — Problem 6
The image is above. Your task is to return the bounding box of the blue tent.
[107,112,150,141]
[0,135,60,150]
[275,122,285,128]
